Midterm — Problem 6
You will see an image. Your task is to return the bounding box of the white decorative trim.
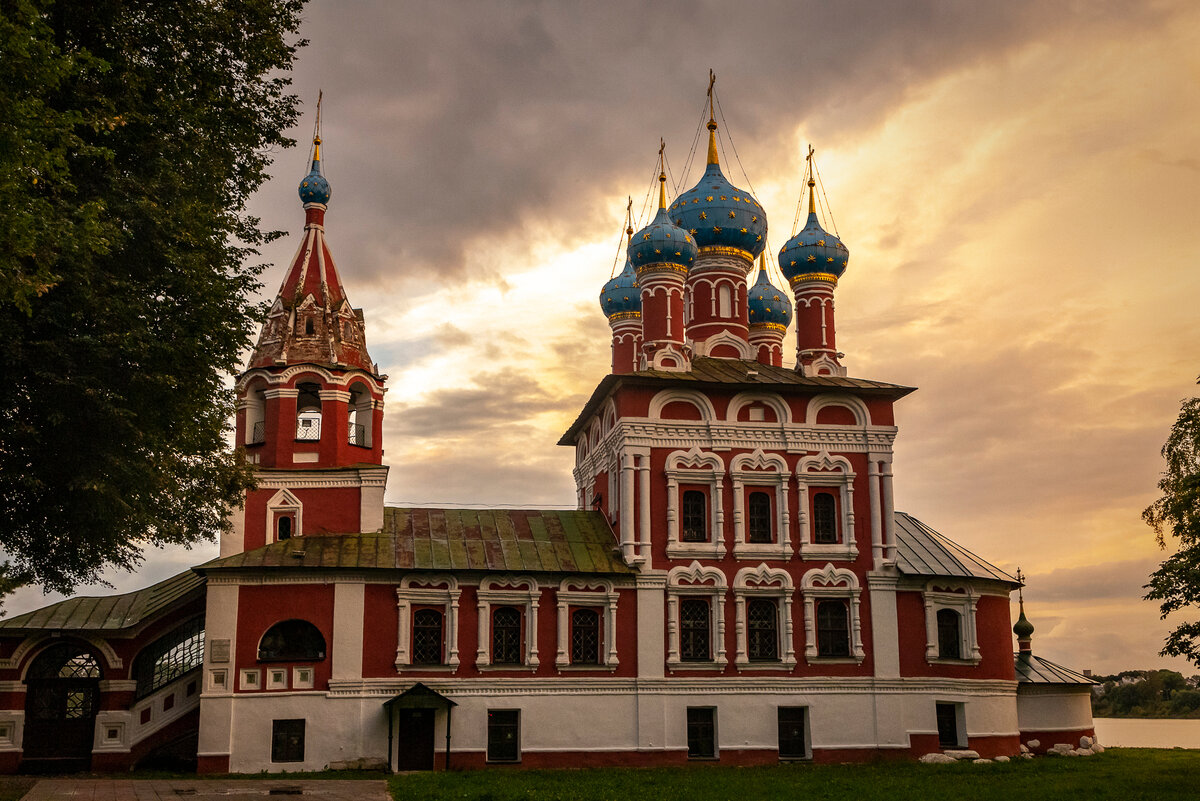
[693,329,753,359]
[240,668,261,691]
[5,635,124,674]
[236,365,386,394]
[665,448,726,559]
[725,392,793,424]
[801,564,865,664]
[265,488,303,543]
[395,574,461,670]
[555,579,619,669]
[923,581,982,665]
[476,575,540,668]
[796,452,857,561]
[730,449,791,560]
[733,564,796,668]
[805,393,870,427]
[648,389,717,422]
[666,561,728,670]
[250,466,389,491]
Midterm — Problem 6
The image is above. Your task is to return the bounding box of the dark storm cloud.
[392,369,582,437]
[252,0,1162,287]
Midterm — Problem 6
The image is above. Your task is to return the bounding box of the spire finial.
[625,196,634,244]
[313,90,324,163]
[706,70,719,165]
[658,139,668,210]
[806,144,816,214]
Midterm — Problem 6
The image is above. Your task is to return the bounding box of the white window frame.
[476,575,540,669]
[800,563,865,664]
[555,579,619,669]
[731,450,791,560]
[265,488,303,544]
[796,452,857,561]
[923,582,982,665]
[667,561,727,670]
[292,666,314,689]
[239,668,261,691]
[665,448,726,560]
[395,574,461,671]
[733,564,796,668]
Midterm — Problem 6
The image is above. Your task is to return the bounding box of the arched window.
[304,318,314,335]
[491,606,522,665]
[245,387,266,445]
[747,599,779,661]
[816,600,850,658]
[258,620,326,662]
[277,516,292,541]
[412,609,444,665]
[813,493,838,544]
[680,598,710,662]
[295,382,322,441]
[133,617,204,698]
[347,383,372,448]
[28,644,101,681]
[718,284,732,318]
[571,608,600,665]
[937,608,962,659]
[682,490,707,542]
[747,491,772,543]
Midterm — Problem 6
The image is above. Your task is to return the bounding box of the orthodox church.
[0,95,1094,773]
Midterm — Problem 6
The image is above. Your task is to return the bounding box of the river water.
[1093,718,1200,748]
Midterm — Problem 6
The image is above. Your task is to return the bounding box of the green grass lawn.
[388,749,1200,801]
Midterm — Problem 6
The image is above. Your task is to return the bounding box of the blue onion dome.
[298,136,332,205]
[628,171,697,273]
[670,120,767,260]
[747,263,792,328]
[600,259,641,319]
[778,179,848,284]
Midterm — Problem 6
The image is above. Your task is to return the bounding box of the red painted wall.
[235,584,335,691]
[895,592,1016,680]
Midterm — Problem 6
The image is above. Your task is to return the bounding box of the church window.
[487,709,520,763]
[937,609,962,660]
[778,707,808,759]
[570,608,601,665]
[295,383,322,441]
[747,599,779,661]
[304,318,314,335]
[132,617,205,698]
[812,493,838,544]
[347,384,371,448]
[682,490,707,542]
[258,620,326,662]
[491,607,522,665]
[680,598,711,662]
[936,702,963,748]
[271,719,305,763]
[411,609,444,665]
[277,516,292,540]
[686,707,716,759]
[718,284,732,318]
[747,491,772,543]
[816,600,850,658]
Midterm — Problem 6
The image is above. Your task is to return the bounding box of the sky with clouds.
[9,0,1200,676]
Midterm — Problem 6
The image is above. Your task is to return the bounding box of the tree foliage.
[1144,388,1200,667]
[1091,669,1200,718]
[0,0,306,592]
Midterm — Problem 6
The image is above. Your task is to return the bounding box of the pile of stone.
[920,735,1102,764]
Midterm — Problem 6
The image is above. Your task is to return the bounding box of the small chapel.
[0,88,1095,773]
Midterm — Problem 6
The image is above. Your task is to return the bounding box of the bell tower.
[226,115,388,555]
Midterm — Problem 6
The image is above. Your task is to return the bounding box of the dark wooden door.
[22,644,104,771]
[395,708,436,770]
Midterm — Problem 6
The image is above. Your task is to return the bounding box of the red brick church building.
[0,107,1094,773]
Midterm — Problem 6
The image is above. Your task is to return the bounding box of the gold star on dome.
[699,212,707,220]
[665,232,672,238]
[643,233,651,240]
[841,259,847,265]
[692,198,699,204]
[817,239,826,246]
[720,195,727,201]
[728,211,736,219]
[734,196,741,202]
[713,226,722,233]
[756,235,762,241]
[674,251,682,256]
[790,260,797,266]
[807,255,816,262]
[740,227,748,233]
[827,257,834,262]
[706,196,713,201]
[623,296,629,301]
[765,306,771,312]
[773,295,780,301]
[751,216,758,223]
[689,229,697,236]
[655,248,662,254]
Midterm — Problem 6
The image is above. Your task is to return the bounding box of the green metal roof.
[199,508,632,575]
[1015,652,1097,685]
[560,357,914,444]
[0,570,204,633]
[894,512,1019,585]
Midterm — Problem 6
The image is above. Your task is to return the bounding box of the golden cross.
[707,69,716,122]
